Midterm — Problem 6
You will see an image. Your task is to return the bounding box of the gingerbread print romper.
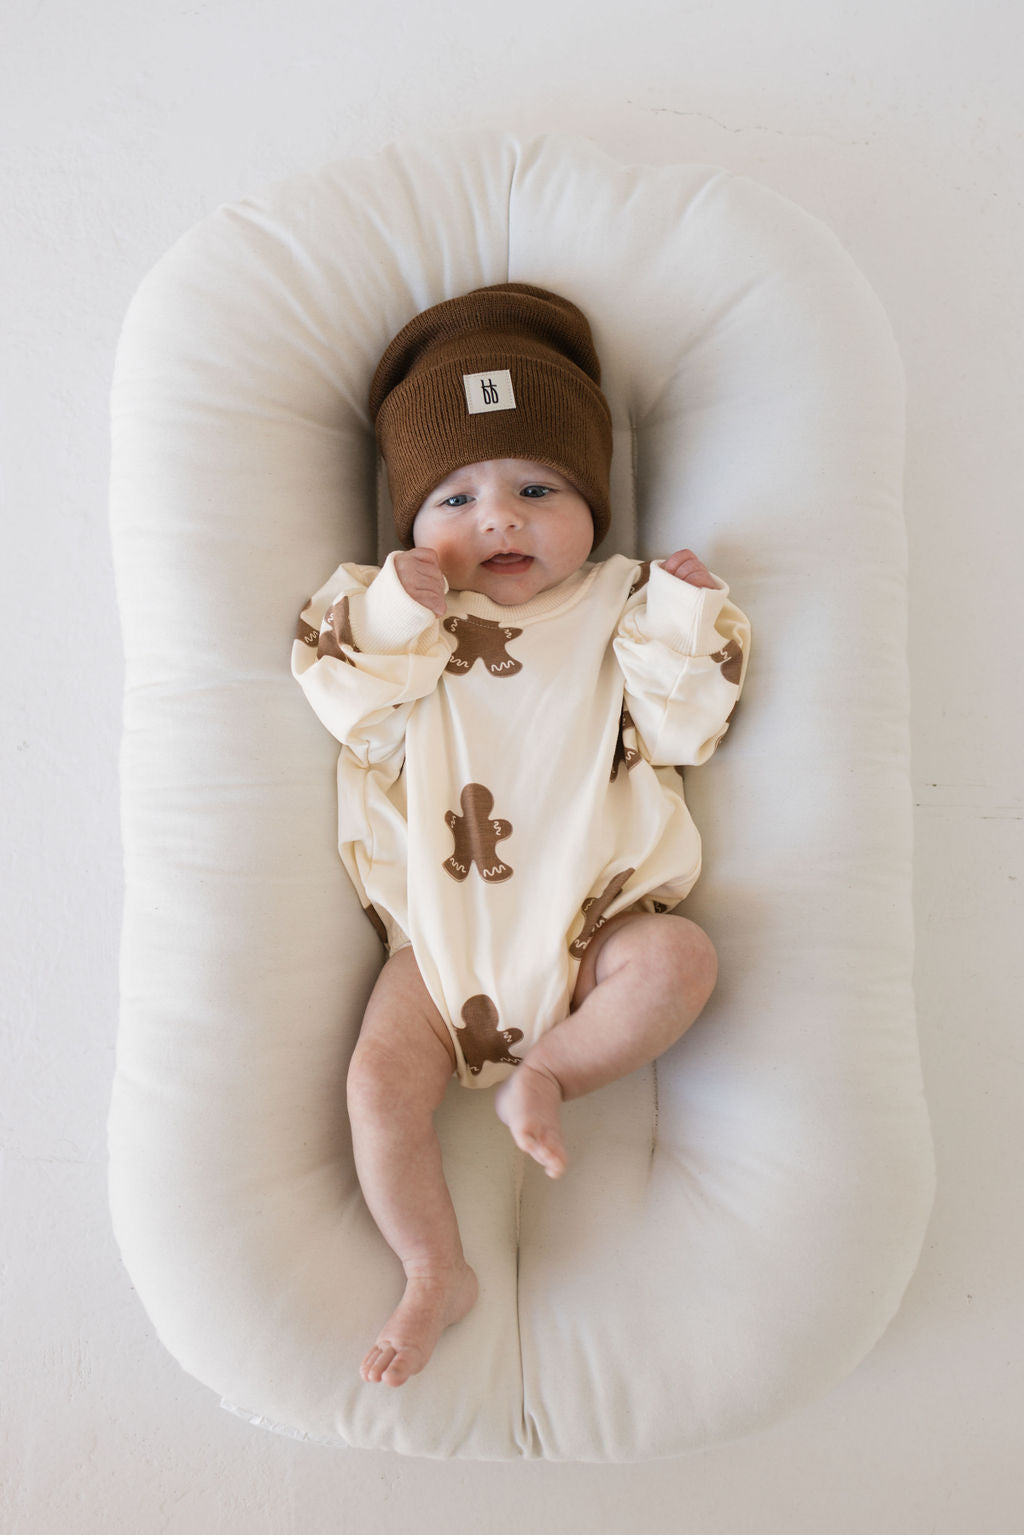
[293,553,749,1088]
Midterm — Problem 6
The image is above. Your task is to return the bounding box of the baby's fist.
[394,548,447,616]
[662,549,717,589]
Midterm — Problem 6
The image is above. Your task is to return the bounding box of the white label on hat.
[462,369,516,414]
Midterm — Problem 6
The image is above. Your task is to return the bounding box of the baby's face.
[412,458,594,606]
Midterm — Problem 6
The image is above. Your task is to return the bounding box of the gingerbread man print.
[569,868,636,957]
[362,903,389,949]
[458,995,524,1075]
[443,784,514,883]
[629,561,652,599]
[610,705,642,781]
[443,614,523,677]
[300,595,361,664]
[710,636,743,685]
[295,608,320,650]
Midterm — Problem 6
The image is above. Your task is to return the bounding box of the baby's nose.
[480,495,524,531]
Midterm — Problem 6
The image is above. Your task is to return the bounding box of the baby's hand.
[394,548,447,616]
[662,549,717,589]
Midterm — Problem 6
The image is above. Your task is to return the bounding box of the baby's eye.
[520,484,552,498]
[441,493,471,508]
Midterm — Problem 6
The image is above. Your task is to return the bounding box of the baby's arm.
[614,557,750,767]
[292,554,450,757]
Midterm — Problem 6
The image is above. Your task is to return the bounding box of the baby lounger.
[109,131,934,1461]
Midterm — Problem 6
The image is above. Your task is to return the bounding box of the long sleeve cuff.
[348,552,446,655]
[644,562,733,655]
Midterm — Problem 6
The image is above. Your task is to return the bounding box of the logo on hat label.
[462,369,516,414]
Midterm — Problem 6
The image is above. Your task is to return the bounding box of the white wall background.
[3,1,1021,1530]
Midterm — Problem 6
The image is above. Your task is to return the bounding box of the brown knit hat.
[369,283,613,548]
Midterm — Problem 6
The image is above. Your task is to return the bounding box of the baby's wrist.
[352,554,443,653]
[649,561,729,654]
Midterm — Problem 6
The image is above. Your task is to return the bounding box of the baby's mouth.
[483,552,533,571]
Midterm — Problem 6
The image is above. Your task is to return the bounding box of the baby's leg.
[495,913,717,1178]
[346,947,477,1386]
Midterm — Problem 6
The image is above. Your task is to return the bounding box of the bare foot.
[494,1062,567,1178]
[360,1263,478,1387]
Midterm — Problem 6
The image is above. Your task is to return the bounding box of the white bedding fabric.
[109,130,934,1461]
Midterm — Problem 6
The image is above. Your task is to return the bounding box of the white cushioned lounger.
[109,131,934,1461]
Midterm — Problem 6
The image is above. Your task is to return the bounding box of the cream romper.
[293,552,748,1088]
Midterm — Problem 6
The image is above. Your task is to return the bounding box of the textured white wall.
[3,0,1021,1530]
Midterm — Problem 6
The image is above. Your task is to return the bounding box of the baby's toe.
[528,1130,566,1179]
[361,1343,395,1384]
[382,1348,417,1387]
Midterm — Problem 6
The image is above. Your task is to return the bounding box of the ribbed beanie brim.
[369,284,613,547]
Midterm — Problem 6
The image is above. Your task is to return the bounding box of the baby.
[293,284,749,1388]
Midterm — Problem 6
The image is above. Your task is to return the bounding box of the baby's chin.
[464,558,550,604]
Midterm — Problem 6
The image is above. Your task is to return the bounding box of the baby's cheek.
[437,541,470,585]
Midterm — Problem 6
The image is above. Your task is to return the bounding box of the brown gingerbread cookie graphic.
[710,636,743,685]
[569,868,636,957]
[629,561,652,599]
[443,784,514,883]
[316,596,361,664]
[458,995,524,1075]
[295,608,320,649]
[610,704,642,781]
[362,902,389,949]
[444,614,523,677]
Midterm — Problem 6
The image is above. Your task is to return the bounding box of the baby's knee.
[659,915,718,1005]
[348,958,457,1118]
[346,1035,397,1118]
[672,914,721,1000]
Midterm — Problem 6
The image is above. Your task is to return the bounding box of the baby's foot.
[360,1263,478,1387]
[494,1062,567,1179]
